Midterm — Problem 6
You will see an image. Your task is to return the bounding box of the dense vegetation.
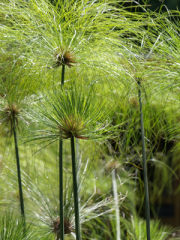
[1,0,180,239]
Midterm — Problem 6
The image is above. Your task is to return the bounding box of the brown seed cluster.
[2,104,21,135]
[53,47,76,68]
[129,97,139,108]
[52,217,74,237]
[58,114,88,139]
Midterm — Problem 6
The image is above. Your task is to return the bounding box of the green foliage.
[24,85,121,147]
[0,211,37,240]
[0,0,179,239]
[121,214,173,240]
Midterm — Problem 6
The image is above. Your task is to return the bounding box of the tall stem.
[71,136,81,240]
[76,138,80,193]
[59,64,65,240]
[12,114,25,220]
[112,170,120,240]
[59,139,64,240]
[61,65,65,88]
[137,78,151,240]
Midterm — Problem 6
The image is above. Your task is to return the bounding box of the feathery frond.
[25,86,119,145]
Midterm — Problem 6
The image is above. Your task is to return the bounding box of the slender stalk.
[76,138,81,213]
[12,114,25,220]
[137,78,151,240]
[59,139,64,240]
[112,170,120,240]
[71,136,81,240]
[61,64,65,88]
[59,64,65,240]
[76,138,80,190]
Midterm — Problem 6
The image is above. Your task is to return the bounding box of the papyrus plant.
[0,67,34,221]
[144,10,180,145]
[2,156,128,239]
[25,85,120,239]
[0,95,29,221]
[54,43,77,240]
[116,45,155,240]
[137,77,151,240]
[0,0,147,87]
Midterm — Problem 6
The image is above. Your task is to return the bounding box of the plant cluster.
[0,0,180,240]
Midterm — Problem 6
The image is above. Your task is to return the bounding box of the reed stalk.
[59,138,64,240]
[12,113,25,221]
[71,136,81,240]
[61,65,65,88]
[25,85,115,240]
[137,78,151,240]
[112,170,120,240]
[59,64,65,240]
[76,138,80,192]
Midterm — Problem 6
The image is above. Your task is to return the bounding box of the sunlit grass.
[1,0,180,239]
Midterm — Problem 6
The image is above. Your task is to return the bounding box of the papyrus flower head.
[0,103,21,135]
[27,86,118,145]
[0,94,31,136]
[52,217,74,237]
[53,47,76,68]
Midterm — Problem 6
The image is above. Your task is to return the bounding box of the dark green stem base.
[12,115,25,220]
[61,65,65,88]
[59,139,64,240]
[58,63,65,240]
[137,79,151,240]
[71,136,81,240]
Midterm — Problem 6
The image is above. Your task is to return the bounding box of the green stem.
[61,65,65,88]
[112,170,120,240]
[12,114,25,220]
[71,136,81,240]
[59,139,64,240]
[137,78,151,240]
[76,138,80,190]
[58,64,65,240]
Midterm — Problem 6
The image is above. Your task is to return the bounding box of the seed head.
[52,217,74,237]
[58,114,88,139]
[1,104,21,135]
[53,47,76,68]
[129,97,139,108]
